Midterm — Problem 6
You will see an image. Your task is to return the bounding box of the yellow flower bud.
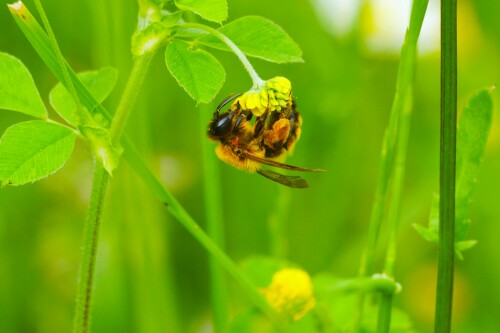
[234,76,293,116]
[262,268,316,321]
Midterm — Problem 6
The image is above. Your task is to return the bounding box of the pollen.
[262,268,316,321]
[235,76,293,116]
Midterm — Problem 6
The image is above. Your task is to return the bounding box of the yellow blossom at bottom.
[262,268,316,321]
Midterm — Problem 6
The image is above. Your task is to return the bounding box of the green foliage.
[198,16,303,64]
[49,67,118,127]
[414,89,494,259]
[165,40,225,103]
[455,89,494,238]
[174,0,228,23]
[0,52,46,119]
[0,121,76,186]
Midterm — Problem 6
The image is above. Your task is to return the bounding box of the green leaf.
[456,240,478,260]
[0,121,76,185]
[49,67,118,127]
[198,16,303,64]
[174,0,227,23]
[414,89,493,258]
[165,40,225,103]
[80,126,122,175]
[0,52,46,118]
[455,89,493,239]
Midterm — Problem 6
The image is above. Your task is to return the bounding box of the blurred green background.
[0,0,499,332]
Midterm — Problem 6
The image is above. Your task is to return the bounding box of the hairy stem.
[73,52,156,332]
[435,0,457,331]
[73,165,109,333]
[178,23,264,87]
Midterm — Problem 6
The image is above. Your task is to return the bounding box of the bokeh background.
[0,0,499,332]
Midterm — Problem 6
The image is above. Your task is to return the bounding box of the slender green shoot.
[355,0,429,331]
[435,0,457,331]
[199,106,228,333]
[109,53,154,144]
[178,23,265,87]
[73,164,109,333]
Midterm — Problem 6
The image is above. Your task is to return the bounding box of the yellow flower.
[262,268,316,321]
[235,77,293,116]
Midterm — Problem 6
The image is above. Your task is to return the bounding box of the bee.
[207,94,323,188]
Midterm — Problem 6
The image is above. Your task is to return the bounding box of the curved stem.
[325,276,400,295]
[178,23,264,87]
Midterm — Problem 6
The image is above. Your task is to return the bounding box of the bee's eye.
[208,112,234,138]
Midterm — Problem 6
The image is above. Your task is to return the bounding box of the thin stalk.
[384,91,413,277]
[199,107,228,333]
[435,0,457,331]
[73,164,109,333]
[355,0,429,331]
[109,53,154,144]
[377,294,393,333]
[325,276,400,295]
[74,52,157,333]
[178,23,264,87]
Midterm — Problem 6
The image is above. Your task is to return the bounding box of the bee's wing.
[245,152,325,172]
[257,169,309,188]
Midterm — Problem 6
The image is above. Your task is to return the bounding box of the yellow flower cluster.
[262,268,316,321]
[235,77,292,117]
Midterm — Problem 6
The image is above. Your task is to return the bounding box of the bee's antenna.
[216,93,242,114]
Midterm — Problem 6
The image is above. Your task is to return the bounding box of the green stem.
[109,53,154,144]
[200,107,228,333]
[383,46,417,278]
[73,164,109,333]
[325,276,400,295]
[435,0,457,331]
[178,23,264,87]
[74,52,156,333]
[377,294,393,333]
[356,1,429,331]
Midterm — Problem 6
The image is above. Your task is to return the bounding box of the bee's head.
[207,111,234,140]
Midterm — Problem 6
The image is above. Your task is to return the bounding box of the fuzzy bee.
[207,94,322,188]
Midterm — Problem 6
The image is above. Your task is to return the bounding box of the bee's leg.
[234,110,252,130]
[283,111,302,152]
[264,118,291,151]
[253,110,269,138]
